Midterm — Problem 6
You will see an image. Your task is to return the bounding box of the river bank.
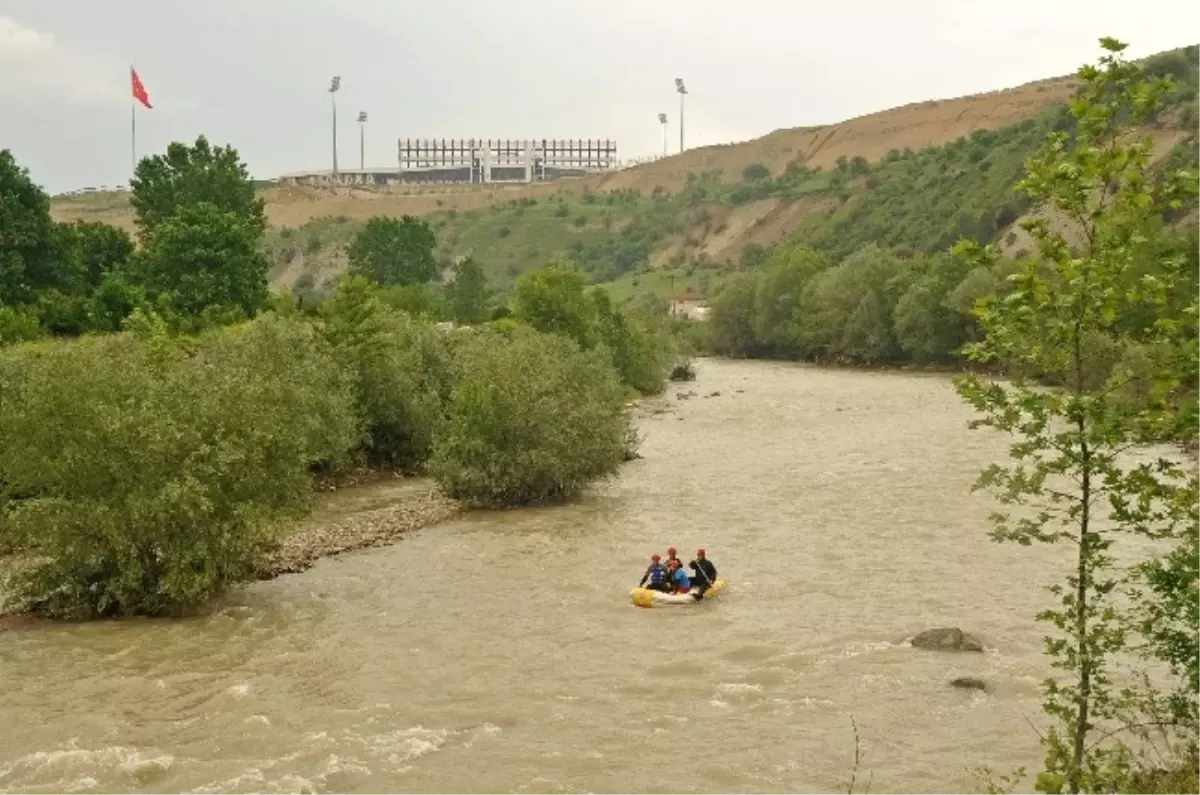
[0,480,465,624]
[255,484,464,579]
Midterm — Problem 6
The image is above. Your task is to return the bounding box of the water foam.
[0,741,171,793]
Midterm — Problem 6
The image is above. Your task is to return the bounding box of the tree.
[0,150,64,305]
[130,136,265,240]
[795,245,902,363]
[952,40,1199,793]
[347,215,437,287]
[60,220,134,288]
[752,247,829,357]
[429,327,629,507]
[133,202,270,317]
[892,254,974,364]
[510,262,596,350]
[706,273,759,356]
[590,288,672,395]
[444,257,492,325]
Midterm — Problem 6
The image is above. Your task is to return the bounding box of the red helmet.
[667,546,677,556]
[651,554,661,561]
[697,548,706,557]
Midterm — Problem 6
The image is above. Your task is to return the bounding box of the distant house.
[669,290,709,321]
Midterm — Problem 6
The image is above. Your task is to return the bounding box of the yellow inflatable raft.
[631,579,727,608]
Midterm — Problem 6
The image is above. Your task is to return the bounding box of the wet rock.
[911,627,984,652]
[949,677,987,691]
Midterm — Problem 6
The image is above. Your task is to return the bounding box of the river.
[0,358,1155,793]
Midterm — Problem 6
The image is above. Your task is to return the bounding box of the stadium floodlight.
[674,79,687,153]
[329,77,341,177]
[357,112,368,170]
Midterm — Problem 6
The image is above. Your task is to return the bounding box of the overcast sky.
[2,0,1194,194]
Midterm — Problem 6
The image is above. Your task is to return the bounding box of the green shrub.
[0,312,359,618]
[0,305,44,345]
[319,276,451,471]
[742,163,770,182]
[430,328,629,507]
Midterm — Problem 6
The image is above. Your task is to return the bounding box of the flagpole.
[130,65,136,177]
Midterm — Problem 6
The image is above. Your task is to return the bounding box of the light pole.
[329,76,341,179]
[675,78,687,153]
[357,111,368,170]
[658,113,668,157]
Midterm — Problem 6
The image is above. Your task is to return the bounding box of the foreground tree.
[59,220,134,288]
[130,136,265,240]
[0,150,65,306]
[133,202,270,317]
[953,40,1198,793]
[347,215,437,287]
[429,327,629,507]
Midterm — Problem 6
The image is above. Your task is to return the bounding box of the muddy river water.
[0,358,1152,793]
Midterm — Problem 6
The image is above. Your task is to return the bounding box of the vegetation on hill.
[697,44,1198,375]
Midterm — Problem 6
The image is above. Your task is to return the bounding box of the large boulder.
[911,627,984,652]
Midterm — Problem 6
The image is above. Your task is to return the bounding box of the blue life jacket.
[647,563,667,585]
[670,567,690,589]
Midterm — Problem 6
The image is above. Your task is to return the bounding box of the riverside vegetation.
[0,139,678,620]
[953,42,1198,795]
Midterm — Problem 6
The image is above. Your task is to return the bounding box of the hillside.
[49,46,1198,302]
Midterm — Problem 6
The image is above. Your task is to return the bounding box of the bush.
[429,328,629,507]
[0,312,359,618]
[668,358,696,381]
[0,305,44,345]
[742,163,770,182]
[319,276,451,471]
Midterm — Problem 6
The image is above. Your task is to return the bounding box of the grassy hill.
[49,46,1198,304]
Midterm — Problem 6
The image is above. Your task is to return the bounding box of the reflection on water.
[0,359,1131,793]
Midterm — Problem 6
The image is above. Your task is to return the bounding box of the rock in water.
[949,677,987,691]
[910,627,984,652]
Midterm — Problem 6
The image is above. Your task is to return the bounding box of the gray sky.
[2,0,1194,194]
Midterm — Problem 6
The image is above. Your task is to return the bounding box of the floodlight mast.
[658,112,668,157]
[329,76,341,177]
[357,111,368,170]
[674,78,687,153]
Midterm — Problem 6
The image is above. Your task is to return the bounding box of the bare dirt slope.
[595,76,1079,193]
[50,75,1079,233]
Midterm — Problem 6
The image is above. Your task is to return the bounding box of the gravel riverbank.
[254,486,465,579]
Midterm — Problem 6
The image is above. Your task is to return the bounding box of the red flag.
[131,67,152,109]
